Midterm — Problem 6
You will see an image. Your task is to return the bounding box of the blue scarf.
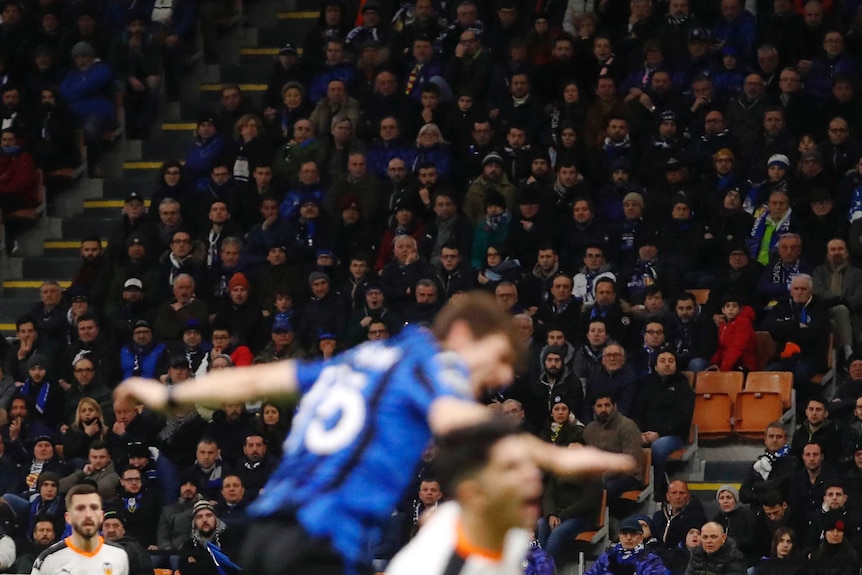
[19,379,50,414]
[484,211,512,232]
[849,180,862,222]
[206,541,241,575]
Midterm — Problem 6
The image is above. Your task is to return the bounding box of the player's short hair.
[435,419,520,495]
[431,291,521,365]
[65,483,100,509]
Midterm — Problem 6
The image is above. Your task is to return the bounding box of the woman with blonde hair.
[60,397,107,463]
[228,113,274,185]
[410,123,452,181]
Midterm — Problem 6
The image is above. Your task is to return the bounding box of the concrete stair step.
[42,238,108,257]
[219,63,273,83]
[21,256,81,280]
[101,178,155,199]
[61,216,118,238]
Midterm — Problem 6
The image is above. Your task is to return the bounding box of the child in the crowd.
[708,295,757,372]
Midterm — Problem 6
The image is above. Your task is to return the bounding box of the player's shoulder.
[32,539,69,570]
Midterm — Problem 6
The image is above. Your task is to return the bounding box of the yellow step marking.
[276,10,317,19]
[4,280,71,288]
[44,241,108,249]
[688,482,741,491]
[161,123,196,130]
[123,161,163,169]
[240,47,303,55]
[200,83,266,91]
[84,200,151,209]
[0,323,15,331]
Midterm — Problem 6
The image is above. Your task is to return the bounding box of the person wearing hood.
[59,40,115,175]
[808,510,859,575]
[586,515,667,575]
[529,346,583,431]
[685,521,746,575]
[707,295,757,372]
[635,350,695,499]
[0,127,38,253]
[712,484,757,560]
[179,499,241,575]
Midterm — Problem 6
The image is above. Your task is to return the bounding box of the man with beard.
[102,510,153,575]
[635,351,695,499]
[235,434,277,499]
[14,516,55,572]
[665,292,716,374]
[752,490,795,557]
[402,279,442,326]
[161,320,211,376]
[464,152,516,224]
[583,394,645,500]
[111,466,161,548]
[179,500,241,575]
[157,472,200,551]
[527,346,582,431]
[69,236,108,307]
[119,320,166,380]
[420,190,472,267]
[32,484,129,575]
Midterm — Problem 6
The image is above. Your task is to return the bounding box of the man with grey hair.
[154,273,210,342]
[758,232,811,303]
[379,235,435,313]
[403,279,442,325]
[765,273,830,415]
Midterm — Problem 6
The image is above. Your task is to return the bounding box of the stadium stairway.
[0,0,320,336]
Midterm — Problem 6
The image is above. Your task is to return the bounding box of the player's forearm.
[428,397,491,435]
[170,361,298,405]
[522,435,636,478]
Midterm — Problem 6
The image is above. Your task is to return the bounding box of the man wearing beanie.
[157,472,201,552]
[464,151,516,223]
[210,272,264,351]
[102,509,154,575]
[179,499,241,575]
[527,345,582,432]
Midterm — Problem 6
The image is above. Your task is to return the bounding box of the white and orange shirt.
[386,502,529,575]
[31,536,129,575]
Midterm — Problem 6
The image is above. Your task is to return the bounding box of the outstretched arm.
[521,434,637,478]
[114,361,299,410]
[428,398,637,478]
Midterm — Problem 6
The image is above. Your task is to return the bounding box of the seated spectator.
[200,322,253,371]
[464,152,516,224]
[153,274,210,343]
[119,320,166,381]
[102,510,154,574]
[13,516,57,573]
[111,465,160,548]
[583,394,645,500]
[580,278,633,349]
[528,346,583,431]
[0,128,39,252]
[59,41,114,175]
[535,462,602,563]
[402,279,442,326]
[707,296,757,372]
[59,440,119,500]
[157,472,199,552]
[59,313,117,391]
[60,397,108,463]
[661,524,702,575]
[0,394,52,461]
[234,433,277,500]
[573,245,616,311]
[653,480,708,550]
[210,273,264,351]
[686,522,746,575]
[206,404,255,467]
[635,350,695,499]
[540,400,584,446]
[534,274,582,343]
[584,344,638,420]
[254,316,306,363]
[215,474,249,529]
[791,397,842,466]
[28,282,67,351]
[163,322,211,377]
[585,515,666,575]
[808,511,859,575]
[376,198,425,272]
[747,190,798,266]
[787,442,841,542]
[106,396,160,464]
[766,276,831,413]
[478,246,522,294]
[573,319,612,384]
[271,119,324,190]
[704,243,760,322]
[185,113,226,193]
[740,423,798,506]
[812,238,862,363]
[713,485,757,560]
[179,500,241,575]
[432,241,476,301]
[804,482,862,552]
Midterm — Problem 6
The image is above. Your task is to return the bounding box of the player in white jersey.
[31,484,129,575]
[387,420,614,575]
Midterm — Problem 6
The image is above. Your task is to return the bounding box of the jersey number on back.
[303,364,368,455]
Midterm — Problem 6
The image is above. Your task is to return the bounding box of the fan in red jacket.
[708,296,758,372]
[0,129,39,253]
